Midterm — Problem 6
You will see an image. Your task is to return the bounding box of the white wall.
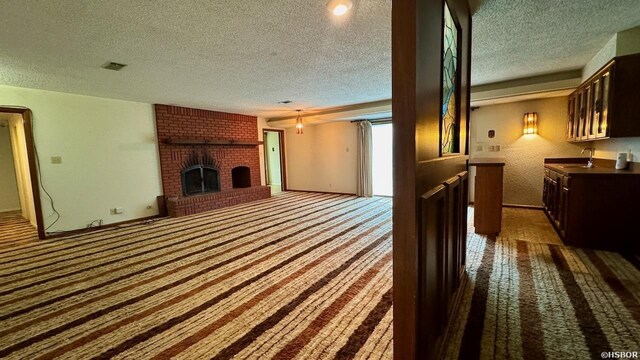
[0,122,20,212]
[582,35,617,82]
[470,96,584,207]
[285,121,357,194]
[579,26,640,162]
[0,85,163,232]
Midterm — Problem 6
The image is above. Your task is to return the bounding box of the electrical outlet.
[495,145,501,152]
[51,156,62,164]
[110,207,124,215]
[476,145,483,152]
[488,145,496,152]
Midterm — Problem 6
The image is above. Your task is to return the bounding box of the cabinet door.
[589,78,601,140]
[581,85,592,141]
[543,176,550,211]
[559,186,569,237]
[596,69,612,138]
[576,89,586,140]
[567,95,576,141]
[549,177,558,218]
[573,91,581,140]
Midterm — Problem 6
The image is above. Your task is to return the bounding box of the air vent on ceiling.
[101,62,127,71]
[278,100,292,104]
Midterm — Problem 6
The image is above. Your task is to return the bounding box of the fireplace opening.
[232,166,251,188]
[182,165,221,196]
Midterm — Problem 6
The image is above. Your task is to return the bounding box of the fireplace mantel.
[165,138,262,146]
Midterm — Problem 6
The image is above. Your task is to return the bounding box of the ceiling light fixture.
[327,0,353,16]
[295,110,304,135]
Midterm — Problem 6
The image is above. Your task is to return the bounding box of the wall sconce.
[523,112,538,135]
[295,110,304,135]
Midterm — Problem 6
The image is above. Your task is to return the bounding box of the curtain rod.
[349,117,393,123]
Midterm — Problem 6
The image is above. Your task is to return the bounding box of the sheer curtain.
[356,121,373,197]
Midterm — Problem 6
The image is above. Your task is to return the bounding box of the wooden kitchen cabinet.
[543,159,640,253]
[566,53,640,142]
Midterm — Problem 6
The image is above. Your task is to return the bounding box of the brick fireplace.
[155,104,270,217]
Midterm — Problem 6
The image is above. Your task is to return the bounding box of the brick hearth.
[155,104,270,217]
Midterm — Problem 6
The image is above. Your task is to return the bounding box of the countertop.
[545,163,640,176]
[469,157,506,167]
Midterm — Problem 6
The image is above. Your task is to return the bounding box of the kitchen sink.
[559,164,592,169]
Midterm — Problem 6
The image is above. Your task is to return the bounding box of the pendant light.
[295,110,304,135]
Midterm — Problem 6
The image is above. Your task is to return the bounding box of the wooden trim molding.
[0,107,46,240]
[262,129,288,191]
[46,215,161,239]
[165,138,261,146]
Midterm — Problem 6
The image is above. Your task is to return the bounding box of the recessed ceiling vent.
[278,100,292,104]
[101,62,127,71]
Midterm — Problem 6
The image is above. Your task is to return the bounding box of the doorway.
[372,122,393,196]
[0,108,45,239]
[263,129,287,195]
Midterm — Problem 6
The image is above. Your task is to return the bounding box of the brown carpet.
[0,193,393,359]
[446,208,640,359]
[3,199,638,360]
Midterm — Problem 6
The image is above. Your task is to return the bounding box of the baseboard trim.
[286,189,357,196]
[503,203,544,210]
[0,208,21,213]
[468,202,543,210]
[46,215,162,239]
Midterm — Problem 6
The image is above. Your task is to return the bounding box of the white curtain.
[356,121,373,197]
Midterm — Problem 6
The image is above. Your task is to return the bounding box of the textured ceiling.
[0,0,639,117]
[472,0,640,85]
[0,0,391,118]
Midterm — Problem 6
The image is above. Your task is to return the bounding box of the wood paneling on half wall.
[392,0,472,358]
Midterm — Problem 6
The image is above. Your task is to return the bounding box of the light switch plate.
[51,156,62,164]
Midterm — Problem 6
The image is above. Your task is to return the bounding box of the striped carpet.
[3,197,639,360]
[445,209,640,360]
[0,193,393,359]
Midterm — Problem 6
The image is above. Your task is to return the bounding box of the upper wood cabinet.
[566,53,640,142]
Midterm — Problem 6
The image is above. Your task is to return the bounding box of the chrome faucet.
[581,147,594,168]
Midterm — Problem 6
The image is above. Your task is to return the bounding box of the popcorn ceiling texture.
[472,0,640,85]
[470,97,583,207]
[1,0,639,118]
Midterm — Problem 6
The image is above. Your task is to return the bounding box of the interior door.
[392,0,471,358]
[262,130,286,193]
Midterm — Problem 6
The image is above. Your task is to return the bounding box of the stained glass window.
[441,2,459,155]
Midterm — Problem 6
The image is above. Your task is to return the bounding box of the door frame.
[0,107,45,240]
[262,129,287,191]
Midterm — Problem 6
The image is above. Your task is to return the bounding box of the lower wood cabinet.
[543,164,640,253]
